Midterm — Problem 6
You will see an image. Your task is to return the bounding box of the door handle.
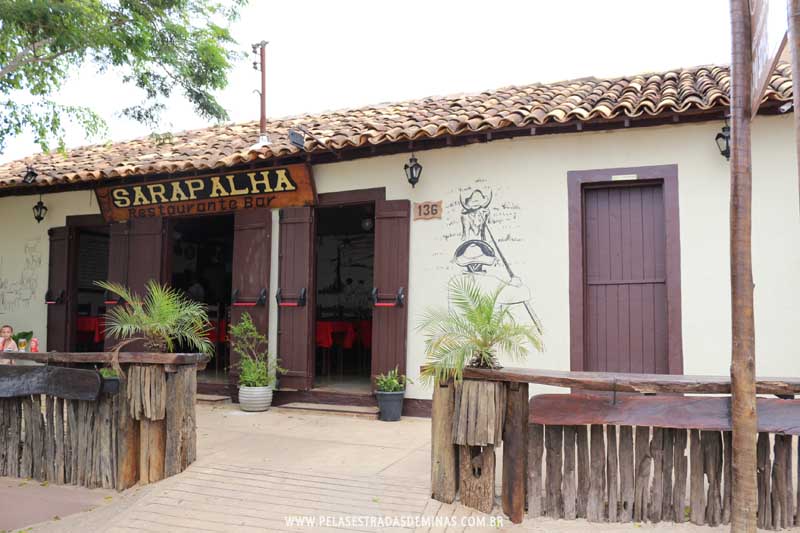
[276,287,307,307]
[45,289,65,305]
[371,287,404,307]
[231,288,268,307]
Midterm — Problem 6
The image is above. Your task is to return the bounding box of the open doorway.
[169,214,234,385]
[73,225,109,351]
[314,204,374,393]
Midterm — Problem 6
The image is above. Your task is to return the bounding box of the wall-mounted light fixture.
[33,195,47,223]
[715,122,731,160]
[404,153,422,188]
[23,166,37,184]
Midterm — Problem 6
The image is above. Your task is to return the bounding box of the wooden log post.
[6,399,21,478]
[502,382,528,524]
[139,418,166,484]
[722,431,732,524]
[770,433,793,529]
[587,424,605,522]
[672,429,688,523]
[607,425,619,522]
[430,381,458,503]
[576,424,589,518]
[116,373,139,490]
[528,423,544,518]
[181,364,197,468]
[633,425,650,522]
[649,427,664,523]
[562,425,578,520]
[618,425,635,522]
[661,428,673,520]
[459,445,495,514]
[54,397,65,484]
[545,425,563,518]
[689,429,705,525]
[702,430,723,526]
[757,431,772,529]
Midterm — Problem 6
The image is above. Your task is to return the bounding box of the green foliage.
[0,0,247,153]
[418,276,543,385]
[374,366,411,393]
[95,279,213,354]
[99,367,118,378]
[229,312,284,388]
[11,330,33,344]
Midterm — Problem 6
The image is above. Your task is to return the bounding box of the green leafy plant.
[229,312,285,388]
[11,330,32,345]
[98,368,118,379]
[95,280,213,355]
[375,366,411,393]
[418,276,543,385]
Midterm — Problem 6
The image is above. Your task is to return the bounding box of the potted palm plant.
[229,312,284,412]
[95,280,213,374]
[375,366,411,421]
[419,276,543,440]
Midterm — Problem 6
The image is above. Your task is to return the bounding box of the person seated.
[0,324,17,364]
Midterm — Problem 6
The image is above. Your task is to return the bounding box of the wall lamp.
[33,195,47,223]
[23,166,37,184]
[715,122,730,160]
[404,153,422,188]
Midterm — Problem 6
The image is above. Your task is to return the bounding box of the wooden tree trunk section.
[459,445,495,514]
[430,382,458,503]
[618,425,635,522]
[634,426,650,522]
[689,429,705,525]
[722,431,732,524]
[528,423,544,518]
[139,418,166,484]
[757,431,773,529]
[606,425,619,522]
[649,427,664,523]
[562,425,577,519]
[702,430,722,526]
[545,425,563,518]
[54,397,65,484]
[452,380,505,447]
[672,429,688,523]
[116,382,139,490]
[770,433,793,529]
[576,424,589,518]
[502,383,527,524]
[661,428,673,520]
[587,424,605,522]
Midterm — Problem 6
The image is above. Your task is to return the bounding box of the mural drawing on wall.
[448,184,543,334]
[0,238,41,315]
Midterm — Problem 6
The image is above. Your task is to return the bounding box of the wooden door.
[46,227,73,351]
[277,207,315,390]
[126,217,167,292]
[583,184,668,373]
[230,209,272,378]
[371,200,410,380]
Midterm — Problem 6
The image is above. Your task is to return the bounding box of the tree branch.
[0,39,82,80]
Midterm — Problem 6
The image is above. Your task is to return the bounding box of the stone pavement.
[18,404,727,532]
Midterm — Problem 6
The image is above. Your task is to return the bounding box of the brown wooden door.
[46,226,73,351]
[277,207,315,390]
[126,217,167,292]
[583,184,667,373]
[230,209,272,378]
[371,199,410,380]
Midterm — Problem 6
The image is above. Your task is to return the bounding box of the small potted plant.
[99,367,121,395]
[229,312,285,412]
[375,366,411,421]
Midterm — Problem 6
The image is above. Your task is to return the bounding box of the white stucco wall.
[0,115,796,400]
[0,190,100,344]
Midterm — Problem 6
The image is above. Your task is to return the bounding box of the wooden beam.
[454,367,800,395]
[4,352,208,365]
[502,383,528,524]
[0,366,102,400]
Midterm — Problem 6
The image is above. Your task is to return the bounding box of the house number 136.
[414,201,443,220]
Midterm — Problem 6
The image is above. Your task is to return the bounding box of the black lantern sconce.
[715,122,731,160]
[33,195,47,223]
[404,153,423,188]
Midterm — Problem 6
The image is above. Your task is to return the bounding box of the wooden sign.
[414,201,443,220]
[95,163,316,222]
[751,0,788,117]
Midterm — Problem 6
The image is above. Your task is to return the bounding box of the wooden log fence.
[428,367,800,527]
[1,352,204,491]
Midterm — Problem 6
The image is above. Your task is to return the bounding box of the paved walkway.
[19,404,727,532]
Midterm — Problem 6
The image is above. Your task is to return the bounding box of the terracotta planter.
[238,385,273,412]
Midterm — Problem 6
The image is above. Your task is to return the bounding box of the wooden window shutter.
[46,226,73,351]
[104,222,130,350]
[230,209,272,379]
[371,199,410,381]
[277,207,315,390]
[126,217,167,292]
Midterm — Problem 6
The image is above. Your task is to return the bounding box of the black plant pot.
[376,391,404,421]
[101,376,120,395]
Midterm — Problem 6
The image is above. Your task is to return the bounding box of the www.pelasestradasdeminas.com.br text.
[284,514,505,529]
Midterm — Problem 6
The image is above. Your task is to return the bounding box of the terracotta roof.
[0,62,792,190]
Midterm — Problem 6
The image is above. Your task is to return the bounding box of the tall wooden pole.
[789,0,800,210]
[729,0,758,531]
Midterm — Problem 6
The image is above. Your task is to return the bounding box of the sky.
[0,0,737,164]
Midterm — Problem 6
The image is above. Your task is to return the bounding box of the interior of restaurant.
[314,204,374,393]
[73,225,110,352]
[169,214,234,383]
